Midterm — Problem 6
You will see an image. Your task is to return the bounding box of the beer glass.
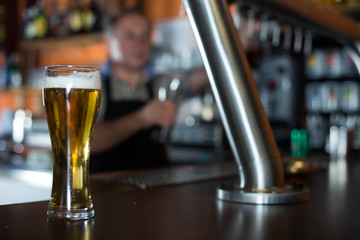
[43,65,101,220]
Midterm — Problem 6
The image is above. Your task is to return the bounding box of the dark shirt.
[90,64,168,173]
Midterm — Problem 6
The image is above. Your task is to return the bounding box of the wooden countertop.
[1,157,360,240]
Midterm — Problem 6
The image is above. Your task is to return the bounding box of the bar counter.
[1,157,360,240]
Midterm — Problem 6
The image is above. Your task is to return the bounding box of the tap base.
[217,183,309,204]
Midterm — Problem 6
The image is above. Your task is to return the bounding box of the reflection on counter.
[48,218,95,240]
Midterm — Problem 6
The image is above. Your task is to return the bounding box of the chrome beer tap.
[183,0,360,204]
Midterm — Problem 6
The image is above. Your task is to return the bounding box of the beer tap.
[303,30,313,56]
[246,8,256,38]
[283,24,292,51]
[271,20,281,47]
[293,27,303,53]
[235,0,360,55]
[184,0,309,204]
[183,0,360,204]
[259,13,270,42]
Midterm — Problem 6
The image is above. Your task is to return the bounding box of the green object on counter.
[291,129,309,158]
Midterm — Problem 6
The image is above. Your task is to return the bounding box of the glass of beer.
[43,65,101,220]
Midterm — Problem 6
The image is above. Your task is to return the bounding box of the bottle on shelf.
[49,5,70,38]
[5,53,22,89]
[67,0,100,35]
[23,2,49,40]
[23,0,102,39]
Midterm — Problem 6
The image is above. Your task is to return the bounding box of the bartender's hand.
[137,100,177,129]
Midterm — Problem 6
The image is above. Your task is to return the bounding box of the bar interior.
[1,0,360,239]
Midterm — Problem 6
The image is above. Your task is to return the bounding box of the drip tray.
[91,161,238,190]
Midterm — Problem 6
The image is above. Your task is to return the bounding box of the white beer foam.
[44,71,101,90]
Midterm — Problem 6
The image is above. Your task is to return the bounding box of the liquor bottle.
[23,2,48,40]
[23,6,37,40]
[5,53,22,88]
[33,2,48,39]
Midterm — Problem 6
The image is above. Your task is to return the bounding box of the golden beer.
[43,66,101,220]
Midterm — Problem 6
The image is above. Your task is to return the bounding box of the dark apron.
[90,77,168,173]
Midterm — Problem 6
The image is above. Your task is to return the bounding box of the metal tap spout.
[183,0,309,204]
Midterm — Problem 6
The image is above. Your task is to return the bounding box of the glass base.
[47,207,95,221]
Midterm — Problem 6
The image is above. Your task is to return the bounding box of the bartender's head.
[105,8,152,70]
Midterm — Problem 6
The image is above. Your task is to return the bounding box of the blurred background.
[1,0,360,204]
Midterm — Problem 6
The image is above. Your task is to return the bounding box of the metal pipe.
[183,0,283,191]
[184,0,310,204]
[183,0,360,203]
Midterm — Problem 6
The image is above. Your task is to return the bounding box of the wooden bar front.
[1,157,360,240]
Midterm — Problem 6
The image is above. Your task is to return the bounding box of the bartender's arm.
[91,99,176,153]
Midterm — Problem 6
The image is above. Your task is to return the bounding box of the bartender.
[90,7,260,173]
[90,7,208,172]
